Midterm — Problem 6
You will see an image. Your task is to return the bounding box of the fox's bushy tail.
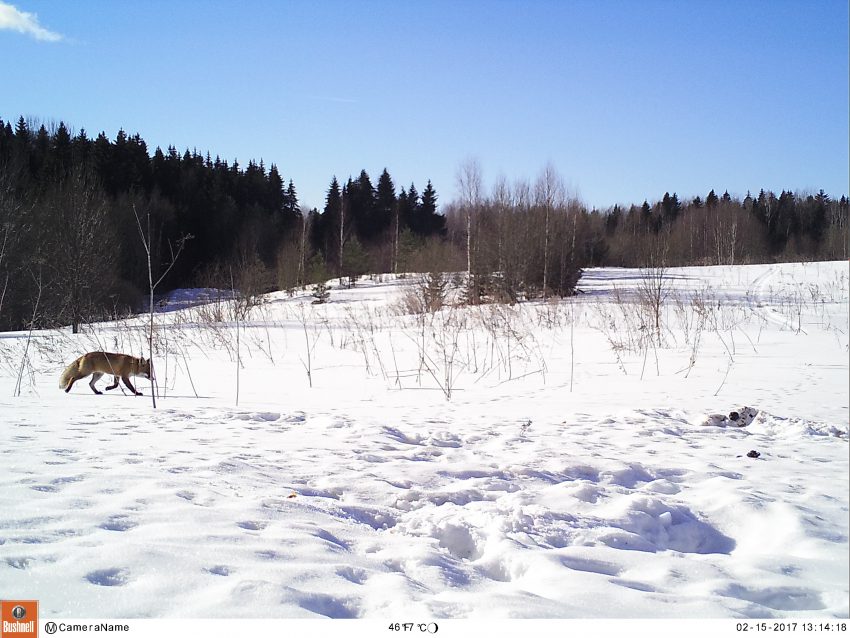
[59,359,80,390]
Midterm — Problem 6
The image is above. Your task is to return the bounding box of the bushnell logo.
[1,600,38,638]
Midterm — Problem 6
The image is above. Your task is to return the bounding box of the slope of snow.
[1,262,847,619]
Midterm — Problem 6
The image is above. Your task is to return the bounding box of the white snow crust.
[1,261,847,619]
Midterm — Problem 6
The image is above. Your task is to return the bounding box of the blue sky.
[2,0,848,211]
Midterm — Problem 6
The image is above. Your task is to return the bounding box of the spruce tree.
[51,121,73,177]
[661,192,681,224]
[342,236,369,287]
[0,120,13,164]
[72,128,91,167]
[32,124,50,177]
[267,164,285,212]
[285,179,299,220]
[404,183,420,232]
[640,200,653,230]
[348,170,376,241]
[419,180,444,236]
[375,168,396,236]
[805,190,829,245]
[322,177,343,274]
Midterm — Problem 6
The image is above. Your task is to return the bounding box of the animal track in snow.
[86,568,130,586]
[611,578,656,592]
[6,556,33,570]
[560,556,622,576]
[99,515,138,532]
[29,481,60,492]
[381,426,423,446]
[437,522,483,561]
[337,565,368,584]
[717,584,825,612]
[315,528,351,551]
[339,505,396,530]
[295,591,360,618]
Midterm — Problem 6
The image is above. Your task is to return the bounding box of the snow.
[0,261,847,619]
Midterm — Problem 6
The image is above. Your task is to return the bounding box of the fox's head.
[138,357,152,379]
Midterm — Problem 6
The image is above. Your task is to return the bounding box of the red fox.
[59,352,152,395]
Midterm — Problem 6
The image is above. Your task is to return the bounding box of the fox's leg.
[88,372,104,395]
[122,376,142,396]
[64,378,75,393]
[105,376,119,391]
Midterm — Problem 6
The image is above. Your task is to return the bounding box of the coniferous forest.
[0,117,847,332]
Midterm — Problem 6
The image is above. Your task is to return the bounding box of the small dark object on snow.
[746,450,761,459]
[729,411,740,422]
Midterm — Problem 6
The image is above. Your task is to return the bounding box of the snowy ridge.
[747,411,848,440]
[0,262,847,618]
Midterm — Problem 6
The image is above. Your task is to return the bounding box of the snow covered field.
[1,262,847,619]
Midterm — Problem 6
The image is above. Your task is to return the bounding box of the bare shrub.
[637,234,671,347]
[198,253,271,322]
[398,271,452,316]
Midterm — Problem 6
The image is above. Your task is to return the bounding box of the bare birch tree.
[133,201,190,408]
[456,158,482,304]
[48,169,115,334]
[534,162,565,299]
[297,207,310,287]
[338,187,346,282]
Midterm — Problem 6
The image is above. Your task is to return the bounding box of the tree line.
[0,117,446,331]
[0,116,846,332]
[442,159,846,306]
[599,188,847,268]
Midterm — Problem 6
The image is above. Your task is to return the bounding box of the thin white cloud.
[0,1,63,42]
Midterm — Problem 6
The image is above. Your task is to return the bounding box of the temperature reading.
[388,622,439,633]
